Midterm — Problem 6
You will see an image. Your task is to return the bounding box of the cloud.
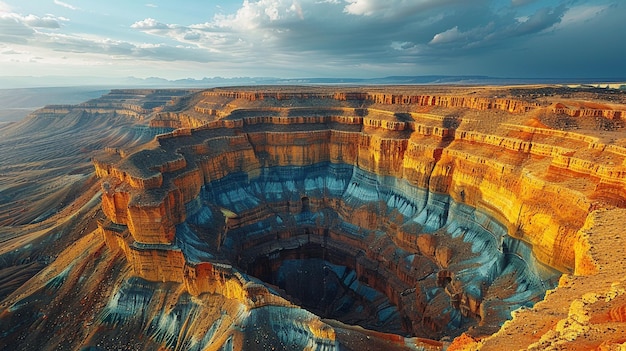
[464,2,626,78]
[183,32,201,41]
[290,1,304,20]
[131,0,327,56]
[212,0,309,30]
[0,13,68,44]
[131,18,171,30]
[145,3,158,8]
[557,3,609,28]
[131,18,228,51]
[22,14,68,28]
[3,0,624,79]
[0,9,215,65]
[520,5,566,32]
[0,16,33,43]
[391,41,417,51]
[0,1,12,12]
[343,0,389,16]
[123,0,577,75]
[2,49,23,54]
[428,4,567,52]
[430,26,464,45]
[0,13,67,30]
[511,0,537,7]
[31,31,216,63]
[53,0,79,11]
[343,0,464,18]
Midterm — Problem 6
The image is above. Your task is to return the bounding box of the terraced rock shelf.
[2,86,626,350]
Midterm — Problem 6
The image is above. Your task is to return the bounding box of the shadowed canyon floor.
[1,86,626,350]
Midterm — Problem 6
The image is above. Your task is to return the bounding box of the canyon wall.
[150,90,543,130]
[96,107,626,269]
[202,90,538,113]
[4,87,625,350]
[93,92,626,339]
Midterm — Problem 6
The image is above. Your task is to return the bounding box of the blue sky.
[1,0,624,83]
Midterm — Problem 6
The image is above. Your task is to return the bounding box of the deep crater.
[92,89,609,346]
[8,87,626,351]
[181,162,560,339]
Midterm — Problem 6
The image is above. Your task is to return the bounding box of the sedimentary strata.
[2,85,626,350]
[92,87,625,346]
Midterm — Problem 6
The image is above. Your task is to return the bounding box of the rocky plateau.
[1,85,626,350]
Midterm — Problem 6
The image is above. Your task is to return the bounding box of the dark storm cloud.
[481,2,626,78]
[514,5,567,35]
[427,4,568,51]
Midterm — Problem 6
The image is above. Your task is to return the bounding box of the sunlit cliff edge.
[1,85,626,350]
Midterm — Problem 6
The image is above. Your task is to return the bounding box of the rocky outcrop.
[93,87,626,343]
[364,94,536,113]
[3,86,626,350]
[203,90,537,113]
[551,102,626,120]
[96,105,626,266]
[151,89,540,130]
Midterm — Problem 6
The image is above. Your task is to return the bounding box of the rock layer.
[93,86,626,345]
[3,85,626,350]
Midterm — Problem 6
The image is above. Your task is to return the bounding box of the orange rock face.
[89,86,626,348]
[98,89,624,270]
[4,85,626,351]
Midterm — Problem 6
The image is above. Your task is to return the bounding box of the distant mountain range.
[110,75,626,88]
[2,75,626,89]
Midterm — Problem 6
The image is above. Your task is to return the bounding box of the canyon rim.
[1,85,626,350]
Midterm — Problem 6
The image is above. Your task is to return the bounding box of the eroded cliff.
[92,87,626,346]
[3,85,626,350]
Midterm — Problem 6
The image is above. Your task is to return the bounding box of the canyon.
[1,85,626,350]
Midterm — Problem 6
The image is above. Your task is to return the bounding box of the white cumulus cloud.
[430,26,464,45]
[23,14,67,28]
[131,18,171,30]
